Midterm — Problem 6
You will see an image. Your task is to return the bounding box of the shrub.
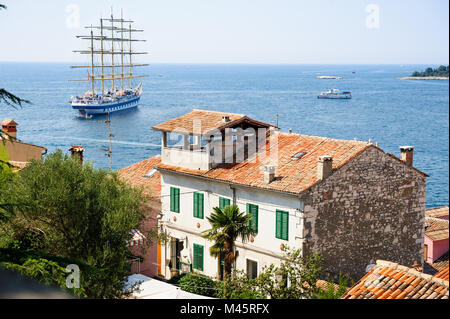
[179,273,217,298]
[168,272,187,285]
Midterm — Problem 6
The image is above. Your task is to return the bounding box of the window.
[292,151,306,159]
[246,259,258,279]
[219,197,231,209]
[193,244,204,271]
[246,203,259,233]
[170,187,180,213]
[276,210,289,240]
[193,192,204,219]
[144,168,157,178]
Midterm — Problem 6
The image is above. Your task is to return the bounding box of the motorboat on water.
[317,88,352,99]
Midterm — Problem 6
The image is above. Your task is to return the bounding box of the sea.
[0,63,448,208]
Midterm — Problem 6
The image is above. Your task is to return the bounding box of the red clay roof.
[157,131,381,195]
[434,266,450,281]
[425,217,449,241]
[152,109,273,135]
[117,155,161,200]
[1,118,18,126]
[341,260,449,299]
[426,206,449,219]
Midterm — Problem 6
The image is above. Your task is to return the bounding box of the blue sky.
[0,0,448,64]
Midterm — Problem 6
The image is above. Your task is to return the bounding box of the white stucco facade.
[158,171,306,280]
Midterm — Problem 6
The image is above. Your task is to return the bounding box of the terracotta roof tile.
[425,217,449,241]
[117,155,161,200]
[152,109,273,135]
[434,266,449,281]
[426,206,449,219]
[155,111,428,194]
[1,118,18,126]
[157,132,374,195]
[341,260,449,299]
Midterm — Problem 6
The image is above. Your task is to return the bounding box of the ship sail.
[69,10,147,117]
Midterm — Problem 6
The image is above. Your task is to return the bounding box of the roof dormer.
[152,109,275,170]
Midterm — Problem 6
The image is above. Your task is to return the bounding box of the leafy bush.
[314,273,352,299]
[216,270,265,299]
[168,272,187,285]
[179,273,218,298]
[0,248,92,297]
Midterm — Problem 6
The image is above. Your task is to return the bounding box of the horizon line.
[0,61,448,66]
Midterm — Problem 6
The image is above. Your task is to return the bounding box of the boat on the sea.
[317,88,352,99]
[70,11,148,117]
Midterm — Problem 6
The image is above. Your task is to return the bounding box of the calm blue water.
[0,63,448,208]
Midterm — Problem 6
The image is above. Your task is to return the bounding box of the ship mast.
[90,29,95,94]
[129,23,133,88]
[111,13,115,91]
[120,9,124,91]
[100,18,105,94]
[70,9,149,86]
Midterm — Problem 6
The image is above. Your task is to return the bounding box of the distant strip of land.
[398,76,449,80]
[399,65,449,80]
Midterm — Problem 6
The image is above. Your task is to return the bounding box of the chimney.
[400,146,414,167]
[222,115,231,123]
[69,145,85,165]
[263,165,276,183]
[1,119,19,140]
[317,156,333,181]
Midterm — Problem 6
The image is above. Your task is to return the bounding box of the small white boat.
[318,88,352,99]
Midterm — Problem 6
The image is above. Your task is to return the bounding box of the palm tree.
[202,205,256,278]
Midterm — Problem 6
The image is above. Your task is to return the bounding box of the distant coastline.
[398,76,449,80]
[399,65,449,80]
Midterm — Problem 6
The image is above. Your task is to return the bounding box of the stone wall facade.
[301,146,427,280]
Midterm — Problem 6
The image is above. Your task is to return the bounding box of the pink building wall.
[130,203,160,278]
[424,235,449,264]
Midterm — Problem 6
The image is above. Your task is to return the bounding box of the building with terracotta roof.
[340,260,449,299]
[434,265,449,281]
[426,206,449,220]
[136,109,428,281]
[118,155,162,278]
[424,207,449,266]
[1,118,47,169]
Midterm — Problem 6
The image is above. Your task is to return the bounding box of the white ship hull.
[71,83,142,117]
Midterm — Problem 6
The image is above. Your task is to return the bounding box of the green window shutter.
[193,193,204,219]
[276,210,288,240]
[193,244,204,271]
[247,204,258,233]
[200,193,204,219]
[219,197,230,209]
[199,245,204,270]
[170,187,180,213]
[193,193,198,218]
[276,210,282,239]
[176,188,180,213]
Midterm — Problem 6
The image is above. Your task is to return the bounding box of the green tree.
[216,270,265,299]
[217,246,349,299]
[202,205,255,278]
[0,150,148,298]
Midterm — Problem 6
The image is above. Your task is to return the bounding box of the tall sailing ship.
[70,11,148,117]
